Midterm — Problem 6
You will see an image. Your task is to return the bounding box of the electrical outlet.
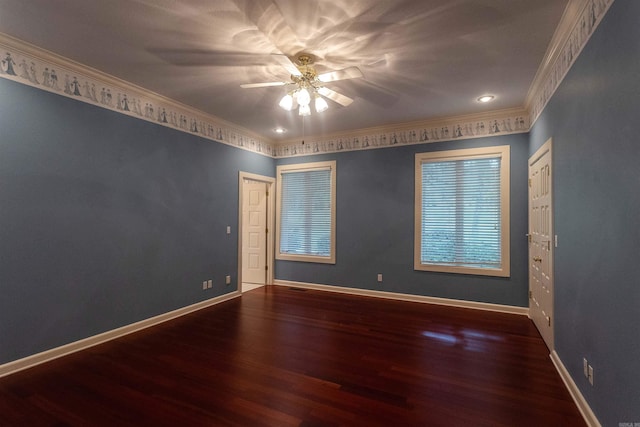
[588,365,594,386]
[226,226,231,234]
[377,273,383,282]
[207,279,213,289]
[225,275,231,285]
[202,281,207,290]
[583,358,588,378]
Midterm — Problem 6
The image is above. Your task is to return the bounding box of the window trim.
[276,160,336,264]
[414,146,510,277]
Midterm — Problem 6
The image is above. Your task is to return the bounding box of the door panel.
[529,140,554,350]
[242,181,267,286]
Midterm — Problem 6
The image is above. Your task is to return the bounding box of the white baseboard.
[0,291,241,379]
[242,283,265,292]
[550,351,601,427]
[273,280,529,316]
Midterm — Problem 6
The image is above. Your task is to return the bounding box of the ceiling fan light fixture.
[296,88,311,107]
[298,103,311,116]
[279,93,294,111]
[315,94,329,113]
[241,53,359,117]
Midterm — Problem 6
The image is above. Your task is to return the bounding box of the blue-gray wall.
[530,0,640,424]
[275,133,530,307]
[0,78,274,364]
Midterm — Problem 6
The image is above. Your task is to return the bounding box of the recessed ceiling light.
[477,95,495,103]
[273,127,286,134]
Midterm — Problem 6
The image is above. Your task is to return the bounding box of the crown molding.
[0,32,276,157]
[526,0,614,126]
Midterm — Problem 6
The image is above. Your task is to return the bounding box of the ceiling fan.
[240,53,363,116]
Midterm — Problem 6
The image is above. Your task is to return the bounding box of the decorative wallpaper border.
[273,110,529,158]
[0,33,276,157]
[527,0,614,125]
[0,0,614,159]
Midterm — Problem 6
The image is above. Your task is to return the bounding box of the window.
[415,146,510,277]
[276,161,336,264]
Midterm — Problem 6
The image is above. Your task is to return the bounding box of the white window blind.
[276,161,336,264]
[415,147,510,277]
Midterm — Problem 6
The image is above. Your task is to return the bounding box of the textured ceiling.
[0,0,569,142]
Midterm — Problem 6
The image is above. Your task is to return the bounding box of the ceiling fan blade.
[317,87,353,107]
[240,81,287,88]
[318,67,364,83]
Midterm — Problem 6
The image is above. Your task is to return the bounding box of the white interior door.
[242,179,267,291]
[529,139,554,350]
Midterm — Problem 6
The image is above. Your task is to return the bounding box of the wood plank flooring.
[0,286,586,426]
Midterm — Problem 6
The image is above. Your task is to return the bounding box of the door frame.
[238,172,275,292]
[528,137,554,350]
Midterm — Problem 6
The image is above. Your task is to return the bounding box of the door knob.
[533,256,542,262]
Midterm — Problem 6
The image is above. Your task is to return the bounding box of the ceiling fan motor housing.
[293,54,319,88]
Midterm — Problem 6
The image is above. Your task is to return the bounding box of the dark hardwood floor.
[0,286,586,426]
